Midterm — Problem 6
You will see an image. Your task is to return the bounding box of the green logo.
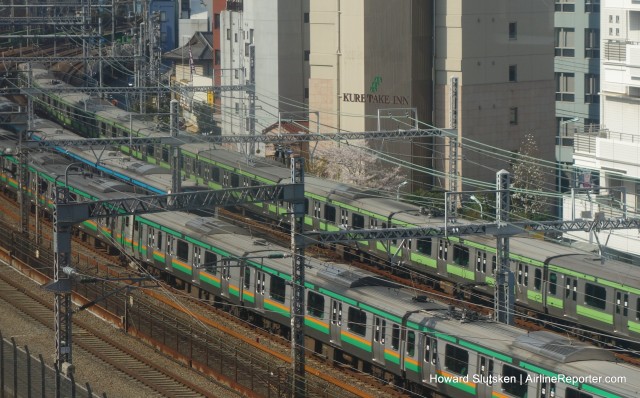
[370,76,382,93]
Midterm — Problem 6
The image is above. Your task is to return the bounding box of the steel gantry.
[48,182,303,369]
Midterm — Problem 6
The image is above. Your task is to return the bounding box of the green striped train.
[1,131,638,398]
[22,63,640,348]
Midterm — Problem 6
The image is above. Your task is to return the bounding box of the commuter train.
[1,129,639,398]
[16,63,640,347]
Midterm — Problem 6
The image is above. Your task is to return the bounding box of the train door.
[220,259,231,298]
[421,335,438,384]
[255,270,265,310]
[372,316,386,364]
[615,290,629,333]
[517,263,529,304]
[475,251,487,284]
[146,227,155,263]
[476,355,494,398]
[330,300,342,345]
[564,276,577,317]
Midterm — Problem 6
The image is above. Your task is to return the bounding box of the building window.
[214,13,220,29]
[555,72,575,102]
[585,74,599,104]
[234,33,238,42]
[215,49,220,65]
[235,102,239,114]
[585,0,600,13]
[160,11,167,22]
[508,22,517,40]
[245,43,250,56]
[304,12,309,23]
[555,0,575,12]
[304,87,309,99]
[584,28,600,58]
[509,107,518,125]
[555,28,575,57]
[508,65,517,82]
[304,50,310,61]
[227,29,231,40]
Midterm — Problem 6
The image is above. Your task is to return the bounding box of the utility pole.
[289,156,306,398]
[18,63,33,236]
[170,99,181,194]
[248,45,256,159]
[494,170,514,325]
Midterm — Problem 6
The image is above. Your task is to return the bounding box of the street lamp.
[396,181,408,201]
[470,195,483,220]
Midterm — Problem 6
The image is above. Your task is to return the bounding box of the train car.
[23,68,640,346]
[2,144,639,398]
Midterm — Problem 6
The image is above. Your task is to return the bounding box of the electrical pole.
[18,63,33,236]
[170,99,181,195]
[248,45,256,159]
[290,156,306,398]
[495,170,514,325]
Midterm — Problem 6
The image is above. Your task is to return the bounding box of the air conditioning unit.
[55,129,63,135]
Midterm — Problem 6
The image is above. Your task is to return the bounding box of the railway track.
[0,264,222,398]
[0,193,405,396]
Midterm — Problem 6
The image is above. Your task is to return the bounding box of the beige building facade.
[309,0,555,189]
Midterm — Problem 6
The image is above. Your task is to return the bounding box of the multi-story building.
[567,0,640,262]
[219,0,309,147]
[309,0,556,190]
[555,0,601,193]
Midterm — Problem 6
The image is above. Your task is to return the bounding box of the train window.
[524,265,529,286]
[193,246,202,267]
[134,220,139,231]
[492,256,497,275]
[501,365,528,398]
[417,238,432,255]
[231,174,240,187]
[243,268,251,289]
[534,268,542,291]
[147,227,155,247]
[585,283,606,310]
[438,240,448,261]
[157,231,163,250]
[204,251,217,274]
[304,198,309,214]
[347,307,367,336]
[518,263,523,285]
[307,291,324,318]
[453,245,469,267]
[444,344,468,375]
[146,145,155,157]
[406,330,415,356]
[324,204,336,223]
[176,239,189,262]
[166,235,174,255]
[549,273,557,295]
[540,381,555,398]
[313,201,321,218]
[212,167,220,182]
[352,213,364,229]
[370,218,378,229]
[424,336,435,364]
[270,276,286,303]
[340,209,348,227]
[391,324,400,350]
[162,146,169,162]
[565,388,592,398]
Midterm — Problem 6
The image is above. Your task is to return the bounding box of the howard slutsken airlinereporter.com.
[430,373,627,385]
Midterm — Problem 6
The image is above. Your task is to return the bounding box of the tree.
[308,144,406,191]
[511,133,547,220]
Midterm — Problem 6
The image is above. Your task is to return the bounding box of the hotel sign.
[342,76,409,105]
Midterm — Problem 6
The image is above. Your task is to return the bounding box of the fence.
[0,332,102,398]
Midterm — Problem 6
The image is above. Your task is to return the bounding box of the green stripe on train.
[577,305,613,324]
